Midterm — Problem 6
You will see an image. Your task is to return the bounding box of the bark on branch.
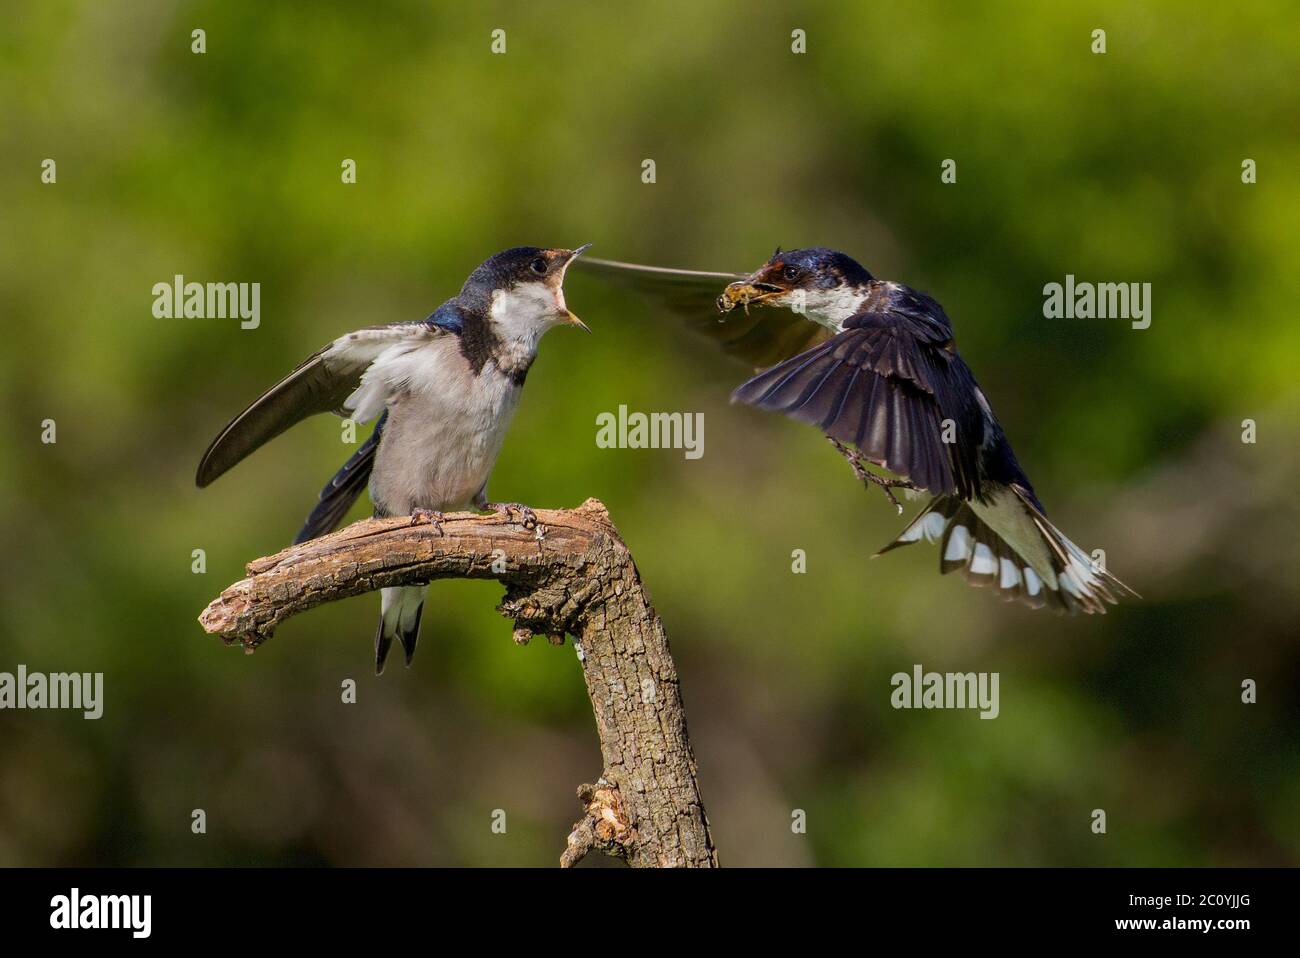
[198,498,717,868]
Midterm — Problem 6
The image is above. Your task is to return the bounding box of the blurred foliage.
[0,0,1297,866]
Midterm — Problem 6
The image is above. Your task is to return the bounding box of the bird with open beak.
[577,247,1134,614]
[197,244,591,671]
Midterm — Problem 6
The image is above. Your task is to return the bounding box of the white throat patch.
[489,281,563,348]
[793,286,871,331]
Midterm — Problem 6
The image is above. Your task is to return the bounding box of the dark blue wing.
[730,284,985,498]
[293,410,388,544]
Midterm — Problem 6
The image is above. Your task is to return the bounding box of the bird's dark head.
[459,244,592,339]
[719,247,875,327]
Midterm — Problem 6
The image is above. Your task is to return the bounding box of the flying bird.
[197,245,592,670]
[576,249,1133,613]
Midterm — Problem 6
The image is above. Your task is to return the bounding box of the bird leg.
[485,501,539,531]
[409,508,444,536]
[826,436,916,515]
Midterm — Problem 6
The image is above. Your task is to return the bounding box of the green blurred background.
[1,0,1298,866]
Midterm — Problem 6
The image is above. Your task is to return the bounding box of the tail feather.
[1011,487,1139,613]
[373,618,394,675]
[876,487,1135,614]
[375,585,426,674]
[938,499,1052,610]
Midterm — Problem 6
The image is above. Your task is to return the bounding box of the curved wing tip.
[195,457,221,488]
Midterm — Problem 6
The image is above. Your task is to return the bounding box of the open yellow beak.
[561,243,593,332]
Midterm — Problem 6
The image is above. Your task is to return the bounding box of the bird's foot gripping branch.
[198,498,717,868]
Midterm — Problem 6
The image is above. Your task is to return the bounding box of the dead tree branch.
[198,498,717,868]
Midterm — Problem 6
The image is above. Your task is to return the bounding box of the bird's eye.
[530,257,548,274]
[783,266,799,282]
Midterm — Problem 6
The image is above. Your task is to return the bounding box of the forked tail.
[877,484,1136,613]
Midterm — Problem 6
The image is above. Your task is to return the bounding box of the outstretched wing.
[196,322,443,487]
[573,256,834,369]
[730,291,984,498]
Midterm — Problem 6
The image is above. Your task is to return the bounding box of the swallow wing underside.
[730,309,983,498]
[574,256,834,369]
[196,322,443,487]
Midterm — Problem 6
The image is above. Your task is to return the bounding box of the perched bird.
[197,245,592,670]
[576,249,1133,613]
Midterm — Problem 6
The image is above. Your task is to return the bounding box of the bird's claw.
[826,436,916,514]
[410,508,445,535]
[489,502,538,531]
